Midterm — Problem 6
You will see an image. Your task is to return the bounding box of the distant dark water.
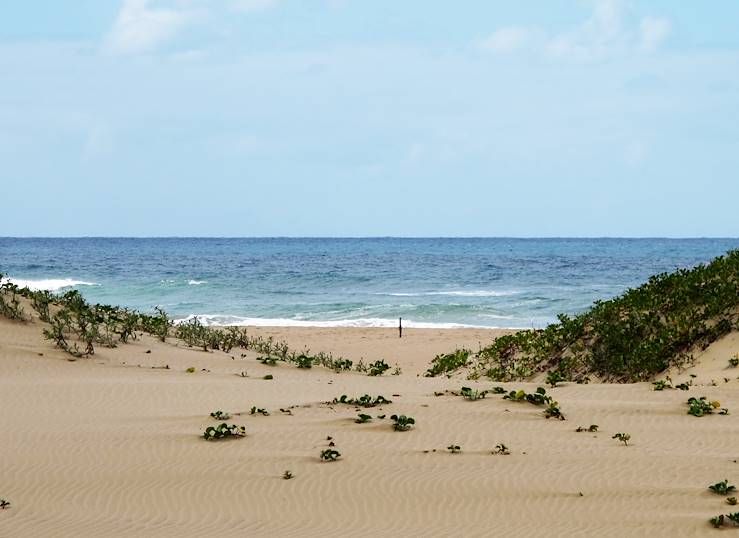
[1,238,738,328]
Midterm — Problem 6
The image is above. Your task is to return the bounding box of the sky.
[1,1,738,237]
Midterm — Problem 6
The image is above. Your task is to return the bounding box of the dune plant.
[437,251,739,382]
[203,423,246,441]
[543,401,565,420]
[546,370,565,388]
[425,349,470,377]
[295,354,313,369]
[283,470,294,480]
[492,443,510,455]
[709,480,736,496]
[368,360,390,376]
[320,449,341,462]
[727,497,737,506]
[612,433,631,446]
[0,499,9,509]
[332,394,392,408]
[710,515,725,528]
[729,355,739,368]
[576,424,599,433]
[447,444,461,454]
[460,386,487,401]
[390,414,415,431]
[250,406,269,416]
[355,414,372,424]
[263,374,273,380]
[687,397,723,417]
[503,387,552,406]
[210,410,231,420]
[652,379,673,391]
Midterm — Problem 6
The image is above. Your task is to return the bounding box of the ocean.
[1,237,738,329]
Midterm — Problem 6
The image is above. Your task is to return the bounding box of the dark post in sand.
[399,317,402,338]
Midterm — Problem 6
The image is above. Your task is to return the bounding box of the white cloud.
[103,0,196,55]
[481,0,671,62]
[479,27,530,53]
[640,16,671,52]
[231,0,278,12]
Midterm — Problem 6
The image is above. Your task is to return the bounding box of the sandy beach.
[1,312,738,537]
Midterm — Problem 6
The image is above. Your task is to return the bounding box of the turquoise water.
[1,238,738,328]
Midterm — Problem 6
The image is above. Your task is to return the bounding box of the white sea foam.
[379,290,519,298]
[187,280,207,285]
[2,277,99,292]
[174,314,488,329]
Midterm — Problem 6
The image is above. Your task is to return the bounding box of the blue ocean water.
[1,238,738,329]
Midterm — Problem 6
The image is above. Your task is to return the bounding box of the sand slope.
[1,316,738,537]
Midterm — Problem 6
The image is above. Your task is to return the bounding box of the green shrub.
[210,410,230,420]
[709,480,736,495]
[368,360,390,376]
[546,370,565,388]
[502,387,551,406]
[390,414,415,431]
[320,449,341,462]
[460,386,487,400]
[729,355,739,368]
[543,402,565,420]
[355,414,372,424]
[612,433,630,446]
[687,397,723,417]
[576,424,599,432]
[203,423,246,441]
[425,349,470,377]
[332,394,392,408]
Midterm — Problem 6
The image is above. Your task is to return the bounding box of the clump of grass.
[250,406,269,416]
[612,433,631,446]
[390,414,415,431]
[203,423,246,441]
[320,449,341,462]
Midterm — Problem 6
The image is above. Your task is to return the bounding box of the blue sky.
[2,1,738,237]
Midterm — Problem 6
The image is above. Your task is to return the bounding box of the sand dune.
[1,315,738,537]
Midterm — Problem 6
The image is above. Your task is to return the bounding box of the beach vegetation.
[727,497,737,506]
[546,370,565,387]
[368,359,390,376]
[203,423,246,441]
[729,355,739,368]
[438,251,739,382]
[355,413,372,423]
[320,449,340,462]
[543,401,565,420]
[425,349,470,377]
[0,499,9,509]
[502,387,552,406]
[332,394,392,407]
[709,480,736,495]
[460,386,487,400]
[210,410,231,420]
[283,470,293,480]
[612,433,631,446]
[652,378,673,391]
[687,397,723,417]
[492,443,510,455]
[390,414,415,431]
[576,424,599,433]
[250,406,269,416]
[447,444,461,453]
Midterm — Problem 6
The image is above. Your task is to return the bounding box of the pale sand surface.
[1,316,738,537]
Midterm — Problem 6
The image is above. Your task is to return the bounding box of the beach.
[1,313,738,537]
